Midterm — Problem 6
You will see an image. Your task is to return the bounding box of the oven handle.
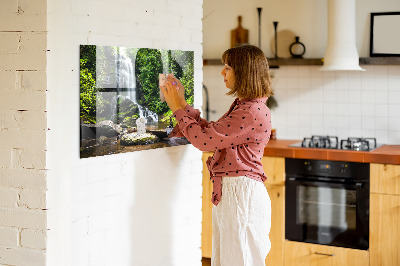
[286,177,364,189]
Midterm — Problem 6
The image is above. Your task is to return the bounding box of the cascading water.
[116,47,158,124]
[117,47,136,102]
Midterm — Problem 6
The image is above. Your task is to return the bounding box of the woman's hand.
[161,76,187,113]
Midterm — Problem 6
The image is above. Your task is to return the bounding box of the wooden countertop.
[263,139,400,165]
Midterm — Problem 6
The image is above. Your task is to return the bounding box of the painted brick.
[0,187,19,208]
[0,110,47,131]
[0,227,19,247]
[20,229,46,249]
[0,13,46,32]
[19,189,46,209]
[180,15,202,30]
[0,149,11,169]
[0,208,46,230]
[0,71,16,91]
[0,129,46,150]
[0,0,18,13]
[17,70,47,91]
[0,169,47,189]
[0,247,45,266]
[152,11,181,28]
[19,32,47,57]
[19,0,47,15]
[0,33,47,71]
[20,149,46,170]
[0,90,46,111]
[0,32,20,54]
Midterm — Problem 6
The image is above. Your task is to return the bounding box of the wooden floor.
[202,257,211,266]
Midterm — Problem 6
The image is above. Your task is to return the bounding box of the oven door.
[285,177,369,250]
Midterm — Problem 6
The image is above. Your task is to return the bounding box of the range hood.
[320,0,365,71]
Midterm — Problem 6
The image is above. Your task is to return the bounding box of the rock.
[97,135,109,145]
[120,132,159,146]
[96,120,118,137]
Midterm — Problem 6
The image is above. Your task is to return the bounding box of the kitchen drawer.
[284,241,369,266]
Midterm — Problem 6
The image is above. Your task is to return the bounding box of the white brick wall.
[46,0,203,266]
[0,0,48,265]
[2,0,203,264]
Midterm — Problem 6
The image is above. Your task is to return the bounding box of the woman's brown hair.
[221,44,273,99]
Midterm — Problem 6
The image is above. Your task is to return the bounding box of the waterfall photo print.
[80,45,194,158]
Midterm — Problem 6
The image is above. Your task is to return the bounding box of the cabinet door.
[202,152,213,258]
[264,184,284,266]
[261,156,285,185]
[370,163,400,195]
[370,193,400,266]
[284,241,369,266]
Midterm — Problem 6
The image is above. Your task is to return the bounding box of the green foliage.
[135,48,167,115]
[80,47,97,124]
[123,115,139,127]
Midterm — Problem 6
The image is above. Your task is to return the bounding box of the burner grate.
[301,135,339,149]
[296,136,378,151]
[340,137,377,151]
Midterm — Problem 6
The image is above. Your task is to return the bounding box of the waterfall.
[117,47,136,102]
[115,47,158,124]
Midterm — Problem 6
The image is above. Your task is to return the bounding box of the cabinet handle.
[314,252,335,257]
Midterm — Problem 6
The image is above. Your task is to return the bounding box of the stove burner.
[295,136,378,151]
[301,135,339,149]
[340,137,377,151]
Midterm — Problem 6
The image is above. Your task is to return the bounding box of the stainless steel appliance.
[285,158,370,250]
[289,135,380,151]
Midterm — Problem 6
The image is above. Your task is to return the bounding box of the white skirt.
[212,176,271,266]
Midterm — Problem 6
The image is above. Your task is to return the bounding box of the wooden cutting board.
[231,16,249,48]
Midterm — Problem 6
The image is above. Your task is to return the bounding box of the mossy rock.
[120,132,159,146]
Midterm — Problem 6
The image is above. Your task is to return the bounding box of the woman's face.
[220,64,235,89]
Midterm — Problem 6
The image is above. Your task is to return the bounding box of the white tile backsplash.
[204,65,400,144]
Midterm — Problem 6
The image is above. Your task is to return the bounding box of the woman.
[161,44,273,266]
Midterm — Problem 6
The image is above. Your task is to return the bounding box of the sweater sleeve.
[172,106,257,152]
[168,104,210,137]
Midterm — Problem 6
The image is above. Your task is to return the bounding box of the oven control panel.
[286,158,369,180]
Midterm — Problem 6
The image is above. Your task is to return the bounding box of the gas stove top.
[289,135,382,151]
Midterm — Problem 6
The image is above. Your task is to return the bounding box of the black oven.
[285,158,369,250]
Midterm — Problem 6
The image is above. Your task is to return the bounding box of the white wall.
[203,0,400,58]
[0,0,48,265]
[46,0,203,266]
[203,0,400,145]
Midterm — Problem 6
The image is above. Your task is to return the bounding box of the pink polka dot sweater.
[169,97,272,206]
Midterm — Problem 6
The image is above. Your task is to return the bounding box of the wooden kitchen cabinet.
[284,241,369,266]
[262,156,285,266]
[370,163,400,195]
[264,184,285,266]
[370,163,400,266]
[202,152,213,258]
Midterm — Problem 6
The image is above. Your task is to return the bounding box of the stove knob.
[340,164,347,174]
[305,161,312,171]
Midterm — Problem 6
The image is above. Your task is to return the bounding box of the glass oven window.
[297,186,357,230]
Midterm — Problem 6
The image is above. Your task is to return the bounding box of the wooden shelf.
[359,57,400,65]
[268,58,323,67]
[203,57,400,67]
[203,58,323,67]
